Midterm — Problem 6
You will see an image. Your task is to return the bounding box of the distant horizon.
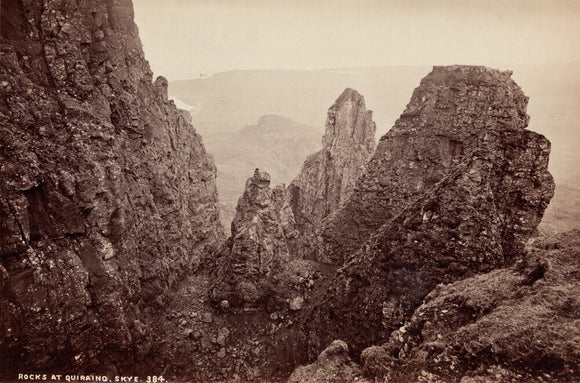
[133,0,580,82]
[166,60,580,82]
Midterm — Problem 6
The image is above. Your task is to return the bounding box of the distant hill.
[169,64,580,232]
[208,115,320,229]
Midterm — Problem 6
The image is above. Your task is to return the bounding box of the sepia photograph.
[1,0,579,382]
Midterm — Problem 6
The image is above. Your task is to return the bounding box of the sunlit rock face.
[0,0,223,375]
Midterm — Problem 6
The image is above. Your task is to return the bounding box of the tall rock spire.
[210,169,299,309]
[288,88,376,261]
[320,66,547,264]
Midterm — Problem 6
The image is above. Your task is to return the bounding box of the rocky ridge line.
[299,65,554,361]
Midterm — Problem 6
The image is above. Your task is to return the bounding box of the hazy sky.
[133,0,580,81]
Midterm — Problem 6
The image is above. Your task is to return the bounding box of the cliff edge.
[0,0,223,376]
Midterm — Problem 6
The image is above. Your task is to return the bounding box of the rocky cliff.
[288,88,376,262]
[320,66,543,264]
[301,66,554,359]
[0,0,223,376]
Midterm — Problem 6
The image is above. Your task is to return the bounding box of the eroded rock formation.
[210,169,307,309]
[298,231,580,383]
[288,88,376,262]
[320,66,541,264]
[301,66,554,358]
[210,88,377,309]
[0,0,223,376]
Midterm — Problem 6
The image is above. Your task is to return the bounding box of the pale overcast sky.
[133,0,580,81]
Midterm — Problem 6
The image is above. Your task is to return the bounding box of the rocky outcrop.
[360,231,580,383]
[287,340,362,383]
[211,114,321,229]
[301,66,554,358]
[210,169,305,309]
[291,233,579,383]
[320,66,543,264]
[288,88,376,262]
[0,0,223,377]
[210,89,377,307]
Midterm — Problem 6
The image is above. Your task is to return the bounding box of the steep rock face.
[321,66,537,264]
[301,66,554,358]
[288,88,376,262]
[0,0,223,376]
[210,169,302,309]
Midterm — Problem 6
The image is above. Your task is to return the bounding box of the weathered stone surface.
[287,340,363,383]
[288,88,376,262]
[210,169,297,308]
[301,66,554,358]
[320,66,540,264]
[0,0,223,377]
[365,231,580,383]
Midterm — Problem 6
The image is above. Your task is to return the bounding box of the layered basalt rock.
[320,66,538,264]
[301,66,554,358]
[288,88,376,262]
[0,0,223,376]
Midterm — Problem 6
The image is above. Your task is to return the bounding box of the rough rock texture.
[210,169,303,309]
[287,340,363,383]
[321,66,542,264]
[287,88,376,262]
[0,0,223,377]
[301,66,554,358]
[360,230,580,383]
[291,232,579,383]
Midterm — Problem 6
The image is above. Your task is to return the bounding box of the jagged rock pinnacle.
[288,88,376,261]
[302,65,554,357]
[320,65,538,264]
